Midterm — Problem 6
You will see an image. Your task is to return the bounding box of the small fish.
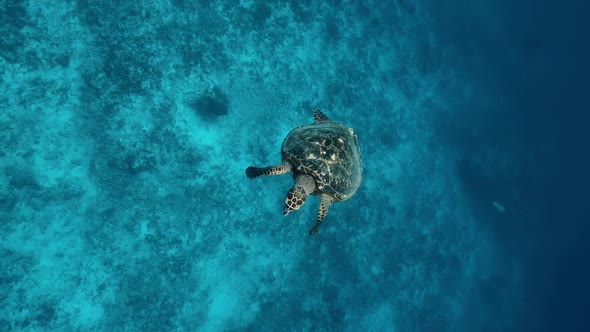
[492,201,505,213]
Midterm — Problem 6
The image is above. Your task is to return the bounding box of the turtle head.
[283,174,316,216]
[283,186,307,215]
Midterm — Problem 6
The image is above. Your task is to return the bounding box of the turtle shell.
[281,122,362,201]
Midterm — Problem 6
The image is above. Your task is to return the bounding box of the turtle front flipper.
[309,195,334,236]
[246,161,292,179]
[283,174,316,216]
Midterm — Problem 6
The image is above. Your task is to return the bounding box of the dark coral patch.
[189,86,230,122]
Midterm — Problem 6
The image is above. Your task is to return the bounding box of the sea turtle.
[246,110,363,236]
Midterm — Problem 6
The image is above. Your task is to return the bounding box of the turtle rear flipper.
[246,161,292,179]
[283,174,315,215]
[313,110,329,123]
[309,195,334,236]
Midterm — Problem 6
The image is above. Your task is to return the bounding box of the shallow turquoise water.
[1,1,588,331]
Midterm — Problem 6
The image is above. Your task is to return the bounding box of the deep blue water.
[1,0,589,331]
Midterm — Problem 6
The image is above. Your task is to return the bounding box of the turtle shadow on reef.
[189,86,230,122]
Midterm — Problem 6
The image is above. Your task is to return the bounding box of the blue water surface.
[1,0,588,331]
